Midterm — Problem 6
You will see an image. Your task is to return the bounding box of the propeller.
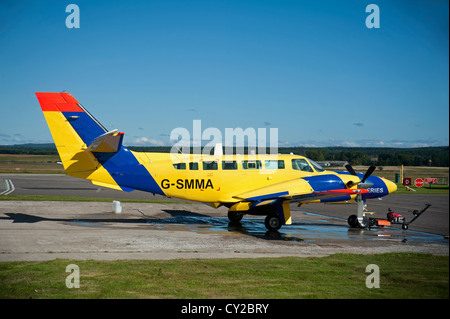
[361,165,376,183]
[345,164,375,189]
[345,164,357,176]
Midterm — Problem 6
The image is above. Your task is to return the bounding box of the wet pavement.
[169,213,446,245]
[67,208,449,245]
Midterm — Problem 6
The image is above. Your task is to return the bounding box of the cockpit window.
[308,158,325,172]
[291,158,314,172]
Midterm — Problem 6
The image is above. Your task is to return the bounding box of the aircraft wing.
[232,177,368,202]
[231,177,369,226]
[232,178,313,202]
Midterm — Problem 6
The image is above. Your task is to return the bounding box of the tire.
[348,215,358,228]
[357,216,369,229]
[348,215,368,228]
[228,211,244,222]
[265,214,282,231]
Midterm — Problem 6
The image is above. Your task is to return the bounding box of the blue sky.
[0,0,448,148]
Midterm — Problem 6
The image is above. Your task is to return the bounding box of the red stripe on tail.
[36,92,83,112]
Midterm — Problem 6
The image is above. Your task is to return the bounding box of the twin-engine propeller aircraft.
[36,92,397,231]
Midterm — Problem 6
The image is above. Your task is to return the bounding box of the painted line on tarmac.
[0,179,15,195]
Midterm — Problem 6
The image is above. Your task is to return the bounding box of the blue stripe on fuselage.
[61,111,164,195]
[333,171,390,198]
[306,173,390,203]
[364,176,389,199]
[318,176,390,203]
[304,174,350,203]
[303,174,346,192]
[95,147,165,195]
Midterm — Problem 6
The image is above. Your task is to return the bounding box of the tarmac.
[0,174,448,261]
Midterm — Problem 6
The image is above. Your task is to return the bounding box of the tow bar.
[368,204,431,230]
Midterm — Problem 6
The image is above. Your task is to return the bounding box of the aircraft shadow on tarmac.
[1,210,307,242]
[161,209,306,241]
[20,187,100,191]
[2,211,446,244]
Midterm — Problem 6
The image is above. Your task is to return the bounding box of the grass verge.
[0,253,448,299]
[394,183,449,194]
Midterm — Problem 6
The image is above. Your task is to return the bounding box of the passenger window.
[189,162,198,170]
[264,160,285,169]
[203,161,218,170]
[291,159,314,172]
[242,160,262,169]
[173,163,186,170]
[222,161,238,170]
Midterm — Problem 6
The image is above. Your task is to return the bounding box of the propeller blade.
[345,164,357,176]
[361,166,376,183]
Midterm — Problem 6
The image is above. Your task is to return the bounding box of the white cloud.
[341,141,360,147]
[132,137,165,146]
[278,138,447,148]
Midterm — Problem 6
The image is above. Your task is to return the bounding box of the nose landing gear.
[348,214,369,228]
[347,193,369,228]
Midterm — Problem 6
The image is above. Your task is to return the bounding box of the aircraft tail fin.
[36,92,125,187]
[36,92,164,195]
[36,92,122,148]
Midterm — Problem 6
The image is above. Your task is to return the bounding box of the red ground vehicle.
[368,204,431,230]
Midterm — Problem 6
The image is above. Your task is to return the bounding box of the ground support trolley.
[368,204,431,230]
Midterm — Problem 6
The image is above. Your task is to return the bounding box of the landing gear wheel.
[228,211,244,222]
[348,215,368,228]
[402,224,409,230]
[357,216,369,228]
[348,215,358,228]
[265,214,282,231]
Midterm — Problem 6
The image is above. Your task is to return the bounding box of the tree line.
[301,147,449,167]
[1,144,448,167]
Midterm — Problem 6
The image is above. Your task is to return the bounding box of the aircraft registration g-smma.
[36,92,397,231]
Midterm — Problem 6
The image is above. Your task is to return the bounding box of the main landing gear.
[228,207,283,232]
[227,211,243,223]
[264,214,282,231]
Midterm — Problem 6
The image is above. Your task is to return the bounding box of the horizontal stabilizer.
[91,180,135,192]
[86,129,124,153]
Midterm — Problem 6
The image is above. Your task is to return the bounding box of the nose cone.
[384,179,397,194]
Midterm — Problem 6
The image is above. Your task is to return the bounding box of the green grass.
[394,183,449,194]
[0,154,64,174]
[0,253,448,299]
